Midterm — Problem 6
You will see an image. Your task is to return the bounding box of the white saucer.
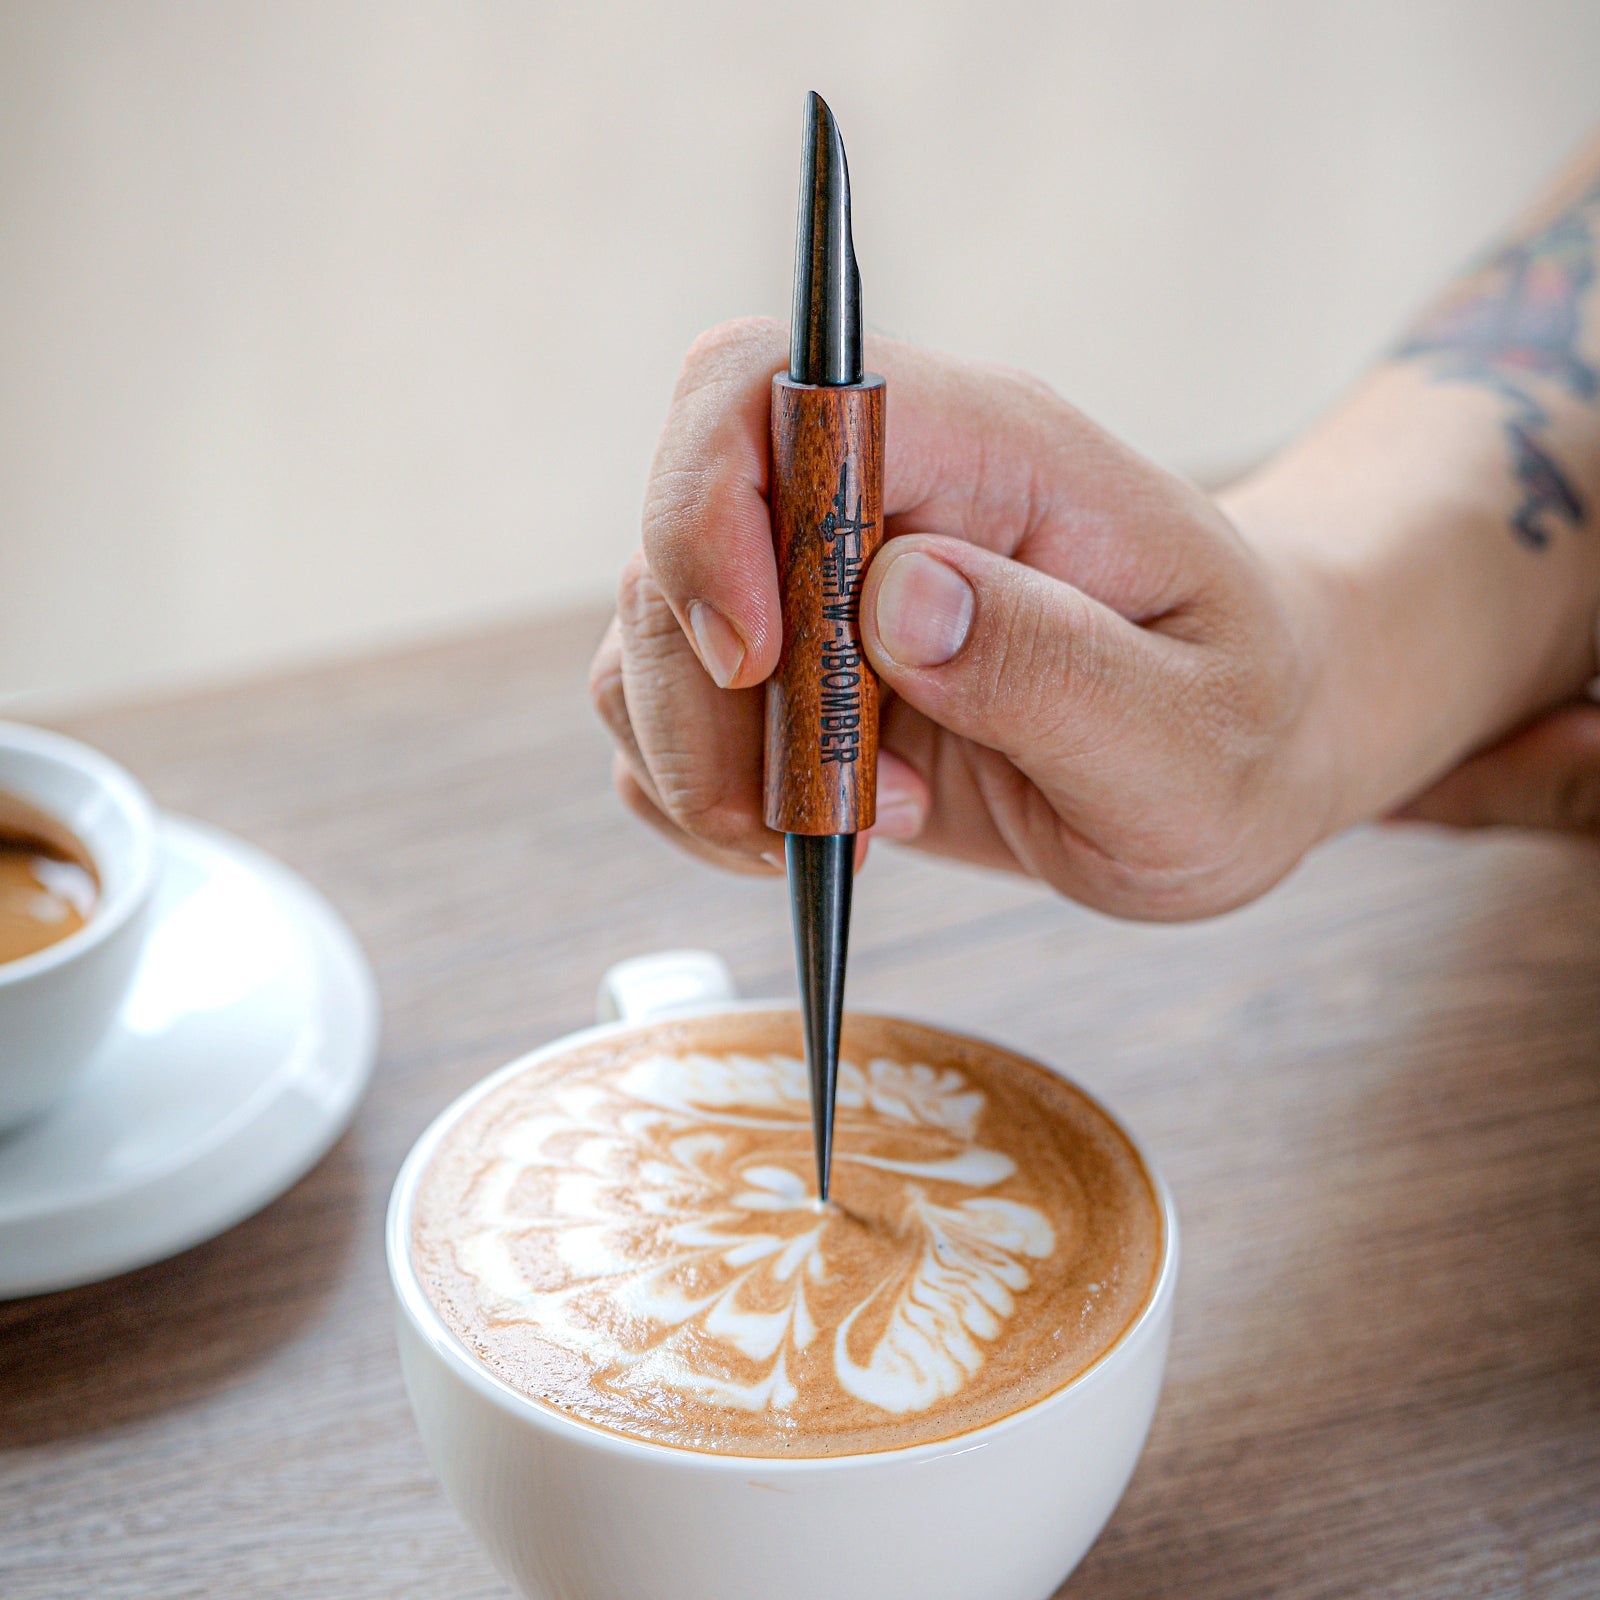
[0,815,378,1298]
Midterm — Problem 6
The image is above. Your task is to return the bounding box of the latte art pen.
[765,93,886,1204]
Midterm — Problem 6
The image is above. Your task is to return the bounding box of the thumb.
[859,534,1167,776]
[1397,704,1600,833]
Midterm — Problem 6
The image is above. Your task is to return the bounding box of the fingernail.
[874,551,975,669]
[688,601,746,688]
[873,793,924,841]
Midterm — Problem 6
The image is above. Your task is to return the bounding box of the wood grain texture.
[764,373,885,835]
[0,608,1596,1598]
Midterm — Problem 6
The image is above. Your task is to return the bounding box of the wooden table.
[2,611,1596,1598]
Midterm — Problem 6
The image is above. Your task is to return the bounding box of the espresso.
[0,793,98,966]
[413,1011,1161,1457]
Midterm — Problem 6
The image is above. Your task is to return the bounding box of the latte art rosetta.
[458,1049,1054,1416]
[413,1013,1161,1457]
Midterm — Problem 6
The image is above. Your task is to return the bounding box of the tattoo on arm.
[1395,175,1600,551]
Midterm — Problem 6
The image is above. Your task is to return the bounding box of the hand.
[591,319,1346,919]
[1397,701,1600,834]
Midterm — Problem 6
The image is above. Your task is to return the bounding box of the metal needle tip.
[786,832,853,1202]
[791,92,862,388]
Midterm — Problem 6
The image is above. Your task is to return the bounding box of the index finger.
[641,318,789,689]
[642,318,1055,689]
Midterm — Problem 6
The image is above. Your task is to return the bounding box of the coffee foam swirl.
[413,1012,1161,1458]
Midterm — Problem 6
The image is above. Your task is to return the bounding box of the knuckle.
[1005,619,1079,748]
[642,461,741,569]
[612,722,762,860]
[616,551,660,625]
[656,772,758,850]
[643,739,765,854]
[679,317,785,388]
[613,759,657,820]
[588,661,629,740]
[587,619,622,695]
[1184,605,1303,766]
[640,466,699,556]
[1003,365,1068,411]
[1192,656,1280,759]
[983,588,1115,761]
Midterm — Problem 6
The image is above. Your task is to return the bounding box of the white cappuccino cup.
[0,722,159,1129]
[386,951,1178,1600]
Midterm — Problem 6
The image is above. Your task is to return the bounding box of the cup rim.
[0,721,159,989]
[387,1001,1181,1473]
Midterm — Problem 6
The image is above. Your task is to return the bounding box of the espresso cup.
[0,722,159,1129]
[387,951,1179,1600]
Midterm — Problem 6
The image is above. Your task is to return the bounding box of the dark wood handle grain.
[763,373,886,836]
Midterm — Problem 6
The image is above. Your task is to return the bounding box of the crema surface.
[0,796,98,966]
[412,1012,1161,1457]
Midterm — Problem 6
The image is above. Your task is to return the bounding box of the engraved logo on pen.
[818,458,873,765]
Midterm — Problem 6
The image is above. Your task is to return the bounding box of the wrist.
[1224,479,1525,834]
[1221,404,1600,831]
[1217,483,1380,840]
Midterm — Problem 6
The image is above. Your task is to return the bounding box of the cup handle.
[596,951,739,1026]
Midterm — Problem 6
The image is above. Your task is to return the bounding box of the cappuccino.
[412,1011,1161,1457]
[0,792,98,966]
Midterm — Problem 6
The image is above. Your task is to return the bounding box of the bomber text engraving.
[818,458,875,765]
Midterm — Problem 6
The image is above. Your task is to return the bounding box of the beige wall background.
[2,1,1598,708]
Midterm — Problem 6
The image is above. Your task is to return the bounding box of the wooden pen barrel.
[763,373,886,836]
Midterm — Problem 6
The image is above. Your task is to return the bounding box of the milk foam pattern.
[454,1049,1056,1416]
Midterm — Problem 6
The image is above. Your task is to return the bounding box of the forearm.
[1222,130,1600,831]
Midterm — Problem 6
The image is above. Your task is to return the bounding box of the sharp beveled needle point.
[790,92,862,387]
